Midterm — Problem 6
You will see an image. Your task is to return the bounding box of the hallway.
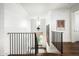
[0,3,79,56]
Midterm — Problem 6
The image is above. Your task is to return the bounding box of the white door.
[72,10,79,42]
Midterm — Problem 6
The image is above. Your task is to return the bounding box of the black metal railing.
[51,31,63,54]
[8,32,38,56]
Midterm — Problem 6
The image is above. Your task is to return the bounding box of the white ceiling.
[20,3,77,16]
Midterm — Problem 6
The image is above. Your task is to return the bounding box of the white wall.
[46,8,71,42]
[52,9,71,42]
[0,4,5,56]
[4,3,31,55]
[4,3,31,32]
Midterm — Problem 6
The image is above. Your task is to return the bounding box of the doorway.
[72,10,79,42]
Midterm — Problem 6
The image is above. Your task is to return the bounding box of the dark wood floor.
[63,42,79,56]
[8,42,79,56]
[42,42,79,56]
